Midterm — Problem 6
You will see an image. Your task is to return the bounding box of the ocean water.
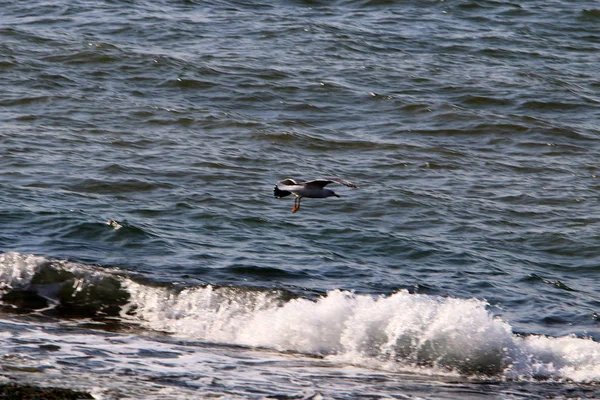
[1,0,600,398]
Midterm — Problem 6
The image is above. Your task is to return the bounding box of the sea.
[1,0,599,399]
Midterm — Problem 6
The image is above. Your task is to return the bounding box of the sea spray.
[120,278,600,381]
[505,334,600,382]
[2,252,600,382]
[133,285,508,374]
[0,252,46,293]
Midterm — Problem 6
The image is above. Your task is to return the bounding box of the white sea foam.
[122,281,600,382]
[506,334,600,382]
[2,252,600,382]
[0,252,46,293]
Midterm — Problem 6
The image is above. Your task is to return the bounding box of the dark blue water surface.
[1,1,600,398]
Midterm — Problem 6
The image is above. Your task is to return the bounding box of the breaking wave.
[1,252,600,382]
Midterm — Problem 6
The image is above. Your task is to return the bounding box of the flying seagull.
[274,178,358,213]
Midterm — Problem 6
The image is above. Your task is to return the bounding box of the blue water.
[1,1,600,398]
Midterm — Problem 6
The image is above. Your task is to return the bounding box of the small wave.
[0,253,129,318]
[1,252,600,382]
[581,9,600,20]
[65,177,174,194]
[226,265,311,280]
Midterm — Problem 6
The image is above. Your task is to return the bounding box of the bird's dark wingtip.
[274,185,291,198]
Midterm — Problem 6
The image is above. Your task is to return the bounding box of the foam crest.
[0,252,46,292]
[506,335,600,382]
[121,281,284,342]
[334,291,514,375]
[2,253,600,382]
[123,283,600,381]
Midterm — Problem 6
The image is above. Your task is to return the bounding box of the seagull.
[274,178,358,213]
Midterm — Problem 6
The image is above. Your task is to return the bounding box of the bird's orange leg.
[292,197,301,213]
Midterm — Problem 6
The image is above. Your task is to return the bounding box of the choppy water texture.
[1,1,600,398]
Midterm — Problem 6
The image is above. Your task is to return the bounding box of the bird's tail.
[274,185,291,198]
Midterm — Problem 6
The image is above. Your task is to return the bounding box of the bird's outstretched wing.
[304,178,358,189]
